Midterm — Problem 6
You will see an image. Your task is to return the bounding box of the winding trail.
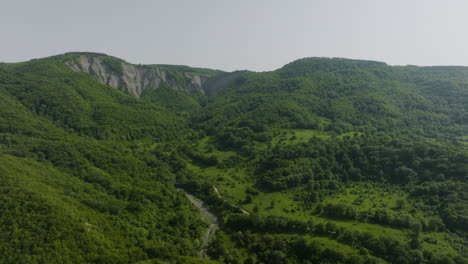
[213,186,250,215]
[178,189,219,258]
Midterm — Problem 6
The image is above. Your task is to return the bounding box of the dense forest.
[0,53,466,263]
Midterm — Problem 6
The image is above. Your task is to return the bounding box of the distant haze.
[2,0,468,72]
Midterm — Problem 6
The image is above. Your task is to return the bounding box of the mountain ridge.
[0,52,467,264]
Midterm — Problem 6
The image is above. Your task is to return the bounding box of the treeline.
[412,181,468,231]
[209,231,384,264]
[222,214,466,264]
[252,134,468,231]
[321,203,446,232]
[256,134,467,188]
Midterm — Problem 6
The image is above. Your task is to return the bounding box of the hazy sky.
[1,0,468,71]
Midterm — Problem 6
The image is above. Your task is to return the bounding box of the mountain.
[61,52,246,114]
[64,52,223,97]
[0,53,467,264]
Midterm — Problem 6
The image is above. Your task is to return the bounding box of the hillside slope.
[0,57,215,263]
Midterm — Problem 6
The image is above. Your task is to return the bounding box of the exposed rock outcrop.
[66,55,209,97]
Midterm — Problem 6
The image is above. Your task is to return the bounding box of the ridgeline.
[0,53,466,264]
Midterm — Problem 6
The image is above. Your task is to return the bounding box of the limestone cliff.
[66,55,210,97]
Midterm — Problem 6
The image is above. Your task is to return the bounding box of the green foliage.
[0,54,467,263]
[186,57,468,263]
[141,86,202,115]
[0,57,206,263]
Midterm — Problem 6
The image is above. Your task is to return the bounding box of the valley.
[0,52,466,264]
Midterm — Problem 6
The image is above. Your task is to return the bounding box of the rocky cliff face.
[66,55,209,97]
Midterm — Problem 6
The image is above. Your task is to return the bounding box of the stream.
[178,189,219,258]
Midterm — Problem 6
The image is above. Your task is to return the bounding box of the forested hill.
[0,53,467,264]
[198,57,467,139]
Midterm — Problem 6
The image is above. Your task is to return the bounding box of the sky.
[1,0,468,72]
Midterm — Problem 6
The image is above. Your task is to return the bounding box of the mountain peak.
[277,57,388,77]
